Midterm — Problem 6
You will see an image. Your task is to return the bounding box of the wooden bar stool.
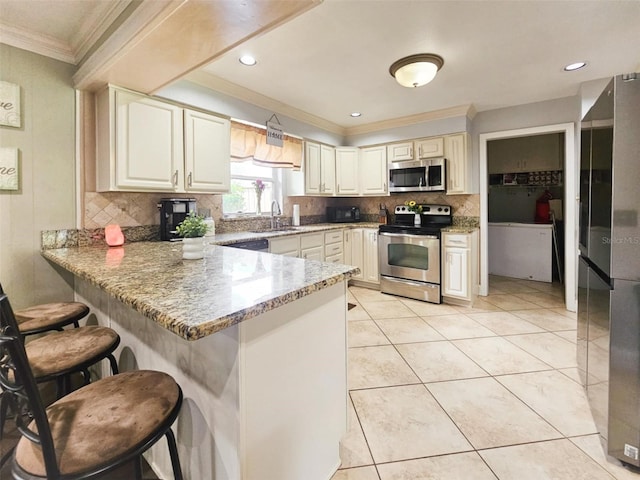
[0,294,184,480]
[0,283,89,336]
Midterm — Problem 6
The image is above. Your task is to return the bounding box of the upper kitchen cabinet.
[96,86,231,193]
[415,137,444,159]
[386,142,414,162]
[360,146,387,195]
[488,133,564,174]
[336,147,360,195]
[387,137,444,163]
[97,87,183,192]
[444,133,476,195]
[304,141,335,195]
[184,109,230,192]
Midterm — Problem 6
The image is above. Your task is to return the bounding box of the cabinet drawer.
[269,236,299,255]
[325,242,343,257]
[444,233,470,247]
[324,230,343,244]
[325,253,344,264]
[300,232,323,249]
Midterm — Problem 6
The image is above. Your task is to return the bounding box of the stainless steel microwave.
[388,157,446,192]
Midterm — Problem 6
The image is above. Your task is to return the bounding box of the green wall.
[0,44,77,308]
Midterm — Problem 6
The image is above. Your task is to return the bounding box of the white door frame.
[479,122,577,312]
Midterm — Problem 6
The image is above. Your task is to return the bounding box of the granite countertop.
[441,226,479,234]
[42,242,359,341]
[209,222,382,246]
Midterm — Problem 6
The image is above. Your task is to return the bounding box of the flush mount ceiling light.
[350,112,362,117]
[389,53,444,88]
[239,55,257,66]
[564,61,587,71]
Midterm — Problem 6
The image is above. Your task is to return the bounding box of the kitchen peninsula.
[42,240,359,480]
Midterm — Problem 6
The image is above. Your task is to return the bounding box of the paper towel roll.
[293,204,300,226]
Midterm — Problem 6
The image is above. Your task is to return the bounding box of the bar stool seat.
[15,302,89,336]
[25,326,120,382]
[12,370,182,479]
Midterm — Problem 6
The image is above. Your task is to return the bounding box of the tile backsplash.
[84,191,480,230]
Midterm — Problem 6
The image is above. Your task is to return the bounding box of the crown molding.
[185,70,347,136]
[0,21,75,64]
[0,1,130,65]
[344,104,475,137]
[73,0,187,91]
[71,0,131,64]
[186,71,477,139]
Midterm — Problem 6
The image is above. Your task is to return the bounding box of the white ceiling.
[2,0,639,130]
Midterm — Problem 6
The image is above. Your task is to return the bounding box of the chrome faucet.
[270,200,281,229]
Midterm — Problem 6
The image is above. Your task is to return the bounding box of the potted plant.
[176,212,210,259]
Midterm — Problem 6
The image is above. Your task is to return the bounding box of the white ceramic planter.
[182,237,205,260]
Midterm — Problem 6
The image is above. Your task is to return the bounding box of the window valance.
[230,120,302,169]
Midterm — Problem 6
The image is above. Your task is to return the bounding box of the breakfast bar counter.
[42,241,358,340]
[42,242,359,480]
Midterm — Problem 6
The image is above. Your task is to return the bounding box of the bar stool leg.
[107,354,119,375]
[165,428,184,480]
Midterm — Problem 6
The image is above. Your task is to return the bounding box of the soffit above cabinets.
[73,0,320,93]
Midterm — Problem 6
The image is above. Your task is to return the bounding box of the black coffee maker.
[158,198,197,241]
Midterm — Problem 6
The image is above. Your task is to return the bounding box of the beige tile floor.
[333,276,640,480]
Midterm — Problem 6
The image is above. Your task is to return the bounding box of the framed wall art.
[0,81,21,128]
[0,147,19,190]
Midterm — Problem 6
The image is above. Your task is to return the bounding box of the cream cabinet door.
[363,229,380,284]
[345,229,364,280]
[416,137,444,159]
[269,236,300,257]
[184,109,230,193]
[114,89,183,191]
[443,247,469,298]
[336,148,359,195]
[360,146,387,195]
[445,133,468,194]
[304,142,322,194]
[301,247,323,260]
[320,144,336,195]
[387,142,414,162]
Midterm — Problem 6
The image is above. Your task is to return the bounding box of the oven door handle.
[379,232,439,240]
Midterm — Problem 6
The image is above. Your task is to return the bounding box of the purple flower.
[253,179,266,193]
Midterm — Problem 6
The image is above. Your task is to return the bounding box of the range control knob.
[444,207,449,213]
[438,207,443,212]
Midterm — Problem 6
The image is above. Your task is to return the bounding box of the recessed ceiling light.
[350,112,362,117]
[564,62,586,72]
[239,55,257,66]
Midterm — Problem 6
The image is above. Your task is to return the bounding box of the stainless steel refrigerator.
[578,73,640,467]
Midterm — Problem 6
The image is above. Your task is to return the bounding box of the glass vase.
[256,192,262,215]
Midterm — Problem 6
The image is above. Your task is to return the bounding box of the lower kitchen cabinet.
[344,228,379,286]
[269,236,299,257]
[324,230,344,263]
[300,232,324,260]
[442,230,478,305]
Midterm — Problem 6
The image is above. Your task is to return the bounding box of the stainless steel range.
[379,204,452,303]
